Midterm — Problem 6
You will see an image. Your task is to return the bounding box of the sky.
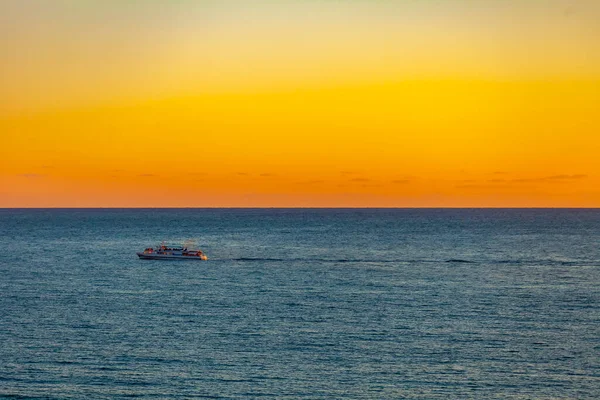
[1,0,599,207]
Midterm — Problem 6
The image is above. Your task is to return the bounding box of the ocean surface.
[1,208,599,399]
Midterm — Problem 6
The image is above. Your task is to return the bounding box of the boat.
[137,242,208,260]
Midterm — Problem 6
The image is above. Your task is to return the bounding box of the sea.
[1,208,599,399]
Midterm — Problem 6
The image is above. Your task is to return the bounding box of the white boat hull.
[137,253,208,261]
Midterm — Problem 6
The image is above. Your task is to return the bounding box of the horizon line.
[1,207,599,210]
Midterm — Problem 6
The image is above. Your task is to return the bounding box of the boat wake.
[222,257,599,267]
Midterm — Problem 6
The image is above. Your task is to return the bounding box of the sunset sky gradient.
[2,0,600,207]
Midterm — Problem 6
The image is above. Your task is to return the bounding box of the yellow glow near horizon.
[1,1,600,207]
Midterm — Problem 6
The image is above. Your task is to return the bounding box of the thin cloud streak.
[297,180,325,185]
[18,173,45,179]
[508,174,586,183]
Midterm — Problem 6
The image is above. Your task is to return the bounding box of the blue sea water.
[1,208,599,399]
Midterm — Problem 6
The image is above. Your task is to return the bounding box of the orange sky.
[1,0,600,207]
